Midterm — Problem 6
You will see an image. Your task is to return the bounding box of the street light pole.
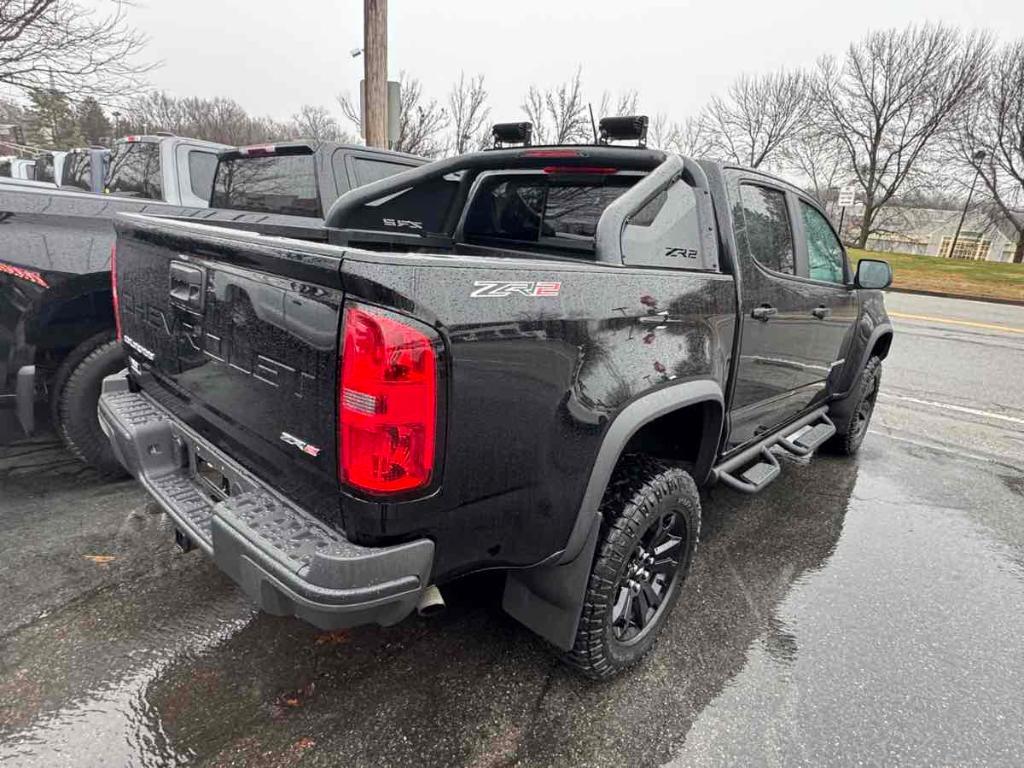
[363,0,387,148]
[947,150,987,260]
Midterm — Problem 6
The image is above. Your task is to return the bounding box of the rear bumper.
[97,372,434,630]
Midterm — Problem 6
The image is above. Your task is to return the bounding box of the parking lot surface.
[1,292,1023,767]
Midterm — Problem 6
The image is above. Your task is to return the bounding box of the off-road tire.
[51,332,128,477]
[825,355,882,456]
[564,455,701,679]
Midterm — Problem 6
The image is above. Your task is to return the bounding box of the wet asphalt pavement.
[2,292,1023,767]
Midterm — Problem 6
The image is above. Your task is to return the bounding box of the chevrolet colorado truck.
[0,139,422,473]
[98,135,893,677]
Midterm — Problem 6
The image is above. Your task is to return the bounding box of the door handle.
[751,305,777,322]
[169,261,206,313]
[638,311,685,326]
[811,306,831,320]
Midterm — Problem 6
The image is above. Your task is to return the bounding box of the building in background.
[842,204,1021,263]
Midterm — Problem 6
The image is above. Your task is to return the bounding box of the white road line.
[879,392,1024,427]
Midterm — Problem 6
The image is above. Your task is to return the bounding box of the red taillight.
[110,243,122,342]
[339,305,439,494]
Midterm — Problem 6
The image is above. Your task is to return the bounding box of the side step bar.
[712,407,836,494]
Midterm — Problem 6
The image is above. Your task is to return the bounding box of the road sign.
[838,187,857,207]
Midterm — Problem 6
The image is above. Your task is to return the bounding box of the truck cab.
[104,134,229,206]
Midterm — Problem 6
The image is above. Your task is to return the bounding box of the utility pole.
[363,0,387,148]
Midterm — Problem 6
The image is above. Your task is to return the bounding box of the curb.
[886,286,1024,308]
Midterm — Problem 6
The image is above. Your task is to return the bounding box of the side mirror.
[855,258,892,290]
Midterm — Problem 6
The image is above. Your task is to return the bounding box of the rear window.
[106,141,162,200]
[211,154,320,217]
[61,153,91,191]
[463,175,638,254]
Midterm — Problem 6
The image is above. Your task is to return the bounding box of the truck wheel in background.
[51,332,128,478]
[565,456,701,679]
[825,356,882,457]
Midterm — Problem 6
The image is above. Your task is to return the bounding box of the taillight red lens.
[110,243,122,342]
[339,305,438,494]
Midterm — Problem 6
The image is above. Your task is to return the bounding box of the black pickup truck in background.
[99,124,894,678]
[0,138,423,474]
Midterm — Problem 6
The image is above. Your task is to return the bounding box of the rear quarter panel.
[340,251,736,579]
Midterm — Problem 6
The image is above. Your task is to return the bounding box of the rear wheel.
[564,456,701,679]
[51,332,128,477]
[825,355,882,456]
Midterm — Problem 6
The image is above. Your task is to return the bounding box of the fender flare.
[502,379,724,651]
[834,322,893,399]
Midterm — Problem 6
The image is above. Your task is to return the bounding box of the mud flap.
[501,512,601,651]
[16,366,35,435]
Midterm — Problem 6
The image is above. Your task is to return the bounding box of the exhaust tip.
[416,584,445,617]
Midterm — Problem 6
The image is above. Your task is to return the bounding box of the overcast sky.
[96,0,1023,126]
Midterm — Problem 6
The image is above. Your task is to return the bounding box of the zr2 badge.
[471,281,561,298]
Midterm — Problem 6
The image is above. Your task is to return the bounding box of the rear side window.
[463,175,637,255]
[211,154,320,217]
[106,142,162,200]
[188,151,218,201]
[734,184,795,275]
[61,153,91,191]
[800,201,846,283]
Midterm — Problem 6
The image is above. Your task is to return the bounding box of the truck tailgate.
[113,215,344,512]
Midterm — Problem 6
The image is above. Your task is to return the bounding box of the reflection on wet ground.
[1,430,1023,767]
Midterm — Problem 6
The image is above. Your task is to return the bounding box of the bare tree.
[0,0,152,100]
[671,115,716,158]
[392,73,448,156]
[815,24,993,248]
[647,112,681,151]
[951,40,1024,263]
[781,124,849,209]
[292,104,352,142]
[521,68,590,145]
[448,72,489,154]
[703,70,809,169]
[598,89,639,119]
[122,92,293,145]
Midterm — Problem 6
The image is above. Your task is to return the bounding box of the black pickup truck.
[98,136,893,677]
[0,139,422,473]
